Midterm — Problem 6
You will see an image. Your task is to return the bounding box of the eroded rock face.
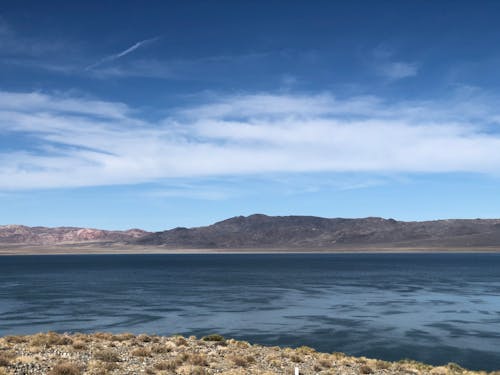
[0,225,149,245]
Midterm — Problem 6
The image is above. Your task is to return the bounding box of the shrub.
[154,359,182,371]
[189,354,208,366]
[234,341,249,349]
[319,359,332,368]
[4,335,27,344]
[131,347,150,357]
[47,362,82,375]
[94,349,120,362]
[183,366,207,375]
[202,334,225,342]
[30,332,72,347]
[230,355,255,367]
[0,353,12,367]
[375,360,391,369]
[93,332,113,341]
[137,334,152,343]
[447,362,465,372]
[331,352,346,359]
[296,345,316,354]
[359,364,373,374]
[150,344,170,353]
[72,341,87,350]
[174,336,187,346]
[111,333,134,342]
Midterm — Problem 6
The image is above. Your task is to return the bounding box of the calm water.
[1,253,500,370]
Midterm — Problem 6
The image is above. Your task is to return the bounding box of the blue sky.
[2,1,500,230]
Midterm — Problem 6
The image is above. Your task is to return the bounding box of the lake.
[1,253,499,370]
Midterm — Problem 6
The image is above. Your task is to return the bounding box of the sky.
[2,1,500,230]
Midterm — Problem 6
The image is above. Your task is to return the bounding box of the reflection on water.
[1,253,500,370]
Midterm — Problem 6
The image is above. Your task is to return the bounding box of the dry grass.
[72,341,87,350]
[4,335,28,344]
[177,365,207,375]
[131,347,150,357]
[295,345,316,355]
[110,333,134,342]
[0,351,16,367]
[137,334,152,342]
[202,334,225,342]
[398,358,433,371]
[92,332,114,341]
[30,332,72,347]
[447,362,465,373]
[174,336,188,346]
[360,364,374,374]
[156,358,183,370]
[93,349,120,362]
[0,332,488,375]
[189,353,208,366]
[47,362,82,375]
[375,359,391,369]
[150,343,171,353]
[318,358,332,368]
[230,354,255,367]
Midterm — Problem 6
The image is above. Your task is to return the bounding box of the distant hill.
[133,214,500,249]
[3,214,500,250]
[0,224,149,245]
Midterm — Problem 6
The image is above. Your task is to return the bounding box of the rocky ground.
[0,332,493,375]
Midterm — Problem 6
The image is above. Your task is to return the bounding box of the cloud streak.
[1,90,500,190]
[85,37,159,71]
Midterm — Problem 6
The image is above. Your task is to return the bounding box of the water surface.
[1,253,499,370]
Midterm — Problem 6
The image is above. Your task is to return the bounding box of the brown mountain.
[134,214,500,249]
[3,215,500,250]
[0,224,149,245]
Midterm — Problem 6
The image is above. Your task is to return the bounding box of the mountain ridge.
[3,214,500,249]
[134,214,500,249]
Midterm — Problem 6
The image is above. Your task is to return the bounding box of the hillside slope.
[134,214,500,249]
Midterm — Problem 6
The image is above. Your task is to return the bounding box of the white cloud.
[1,90,500,190]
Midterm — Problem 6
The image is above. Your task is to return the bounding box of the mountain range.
[3,214,500,251]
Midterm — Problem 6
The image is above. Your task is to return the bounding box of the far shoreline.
[2,245,500,256]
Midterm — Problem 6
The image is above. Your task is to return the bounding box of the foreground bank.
[0,333,490,375]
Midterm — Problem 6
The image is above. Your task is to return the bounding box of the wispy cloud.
[377,61,419,80]
[1,89,500,190]
[372,44,419,80]
[0,18,69,58]
[85,37,160,71]
[85,50,275,79]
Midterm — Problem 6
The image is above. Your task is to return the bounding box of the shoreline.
[0,332,488,374]
[2,245,500,256]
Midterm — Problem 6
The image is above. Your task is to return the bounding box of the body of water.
[1,253,500,370]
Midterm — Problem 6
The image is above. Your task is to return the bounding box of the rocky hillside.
[134,214,500,249]
[3,215,500,249]
[0,332,484,375]
[0,225,149,245]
